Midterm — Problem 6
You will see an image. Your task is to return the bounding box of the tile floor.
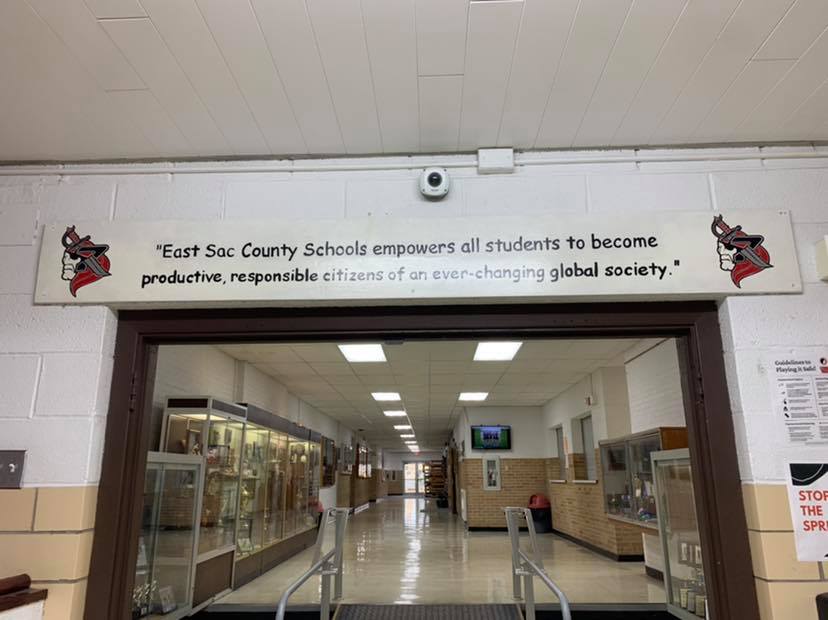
[220,496,665,606]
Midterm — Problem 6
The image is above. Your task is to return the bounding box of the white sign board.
[786,463,828,561]
[34,210,800,307]
[768,352,828,446]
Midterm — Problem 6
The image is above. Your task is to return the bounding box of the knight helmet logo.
[711,215,772,288]
[60,226,111,297]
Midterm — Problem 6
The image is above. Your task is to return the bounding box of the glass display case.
[321,436,336,487]
[285,435,310,536]
[237,423,269,558]
[307,434,321,523]
[264,430,289,545]
[161,399,246,558]
[134,452,201,620]
[599,427,688,528]
[653,449,707,619]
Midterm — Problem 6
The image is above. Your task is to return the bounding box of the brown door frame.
[84,301,758,619]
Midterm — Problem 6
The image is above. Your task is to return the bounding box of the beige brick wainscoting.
[0,486,97,620]
[460,458,547,528]
[744,483,828,620]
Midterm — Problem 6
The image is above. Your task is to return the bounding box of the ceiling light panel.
[338,344,387,362]
[474,341,523,361]
[459,392,488,401]
[393,424,412,430]
[383,410,407,417]
[372,392,401,401]
[399,434,415,438]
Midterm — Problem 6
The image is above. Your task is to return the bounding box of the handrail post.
[333,508,348,601]
[522,507,544,570]
[523,571,535,620]
[504,508,523,600]
[320,562,331,620]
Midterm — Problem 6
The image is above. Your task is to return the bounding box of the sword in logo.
[711,215,772,269]
[61,226,111,278]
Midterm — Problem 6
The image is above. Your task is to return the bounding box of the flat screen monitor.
[471,425,512,450]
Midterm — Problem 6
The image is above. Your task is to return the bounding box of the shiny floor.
[221,496,665,606]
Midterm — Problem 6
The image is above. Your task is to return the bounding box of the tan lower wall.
[373,468,388,499]
[353,475,374,507]
[460,458,547,528]
[337,473,352,507]
[744,483,828,620]
[545,452,645,557]
[387,470,404,495]
[0,486,97,620]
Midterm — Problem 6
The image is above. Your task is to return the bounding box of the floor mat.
[335,604,523,619]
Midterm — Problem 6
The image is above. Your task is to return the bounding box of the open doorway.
[404,463,425,494]
[85,303,757,620]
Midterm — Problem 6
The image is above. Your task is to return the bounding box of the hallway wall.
[1,145,827,618]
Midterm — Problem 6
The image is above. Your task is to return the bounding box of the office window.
[581,415,596,480]
[554,426,566,477]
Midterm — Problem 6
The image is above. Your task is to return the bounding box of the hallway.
[219,496,664,607]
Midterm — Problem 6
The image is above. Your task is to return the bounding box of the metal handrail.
[275,507,350,620]
[503,507,571,620]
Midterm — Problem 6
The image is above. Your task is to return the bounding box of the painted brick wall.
[2,145,828,618]
[625,339,686,433]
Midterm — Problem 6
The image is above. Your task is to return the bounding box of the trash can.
[528,494,552,533]
[817,592,828,620]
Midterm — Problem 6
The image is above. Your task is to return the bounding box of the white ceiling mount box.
[816,237,828,281]
[477,148,514,174]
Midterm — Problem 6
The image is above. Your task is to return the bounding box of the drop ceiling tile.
[257,362,315,377]
[385,342,430,361]
[467,362,510,374]
[309,362,354,376]
[514,341,574,360]
[290,344,345,362]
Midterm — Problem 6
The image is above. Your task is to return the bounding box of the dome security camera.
[419,167,450,199]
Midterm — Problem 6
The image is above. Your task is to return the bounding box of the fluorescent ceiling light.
[408,446,420,452]
[404,440,417,444]
[459,392,488,401]
[474,341,523,361]
[393,424,412,430]
[399,434,415,438]
[338,344,386,362]
[383,410,407,417]
[372,392,401,401]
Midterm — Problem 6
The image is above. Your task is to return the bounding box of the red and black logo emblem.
[60,226,111,296]
[711,216,772,288]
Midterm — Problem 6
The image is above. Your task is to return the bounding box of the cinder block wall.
[461,458,547,528]
[2,146,828,617]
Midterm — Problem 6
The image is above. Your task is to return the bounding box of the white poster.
[768,352,828,446]
[786,463,828,562]
[34,210,800,307]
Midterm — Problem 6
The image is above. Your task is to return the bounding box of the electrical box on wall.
[477,148,514,174]
[0,450,25,488]
[816,237,828,281]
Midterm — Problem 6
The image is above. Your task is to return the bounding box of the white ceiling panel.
[83,0,146,19]
[780,80,828,140]
[575,0,685,147]
[611,0,740,146]
[29,0,145,92]
[139,0,268,156]
[498,0,579,148]
[306,0,382,154]
[197,0,307,155]
[107,90,192,156]
[649,0,795,144]
[419,75,463,152]
[362,0,419,153]
[692,59,794,142]
[251,0,345,153]
[458,0,523,150]
[731,28,828,141]
[754,0,828,61]
[101,17,230,154]
[415,0,468,76]
[535,0,632,148]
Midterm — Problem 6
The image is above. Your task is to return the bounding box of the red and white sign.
[786,462,828,561]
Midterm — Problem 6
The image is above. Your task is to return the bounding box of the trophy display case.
[134,452,201,620]
[652,449,708,619]
[236,423,269,558]
[285,435,311,537]
[263,429,289,546]
[599,427,688,528]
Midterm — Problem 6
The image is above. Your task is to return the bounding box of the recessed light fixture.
[404,440,417,444]
[393,424,412,430]
[372,392,401,401]
[338,344,386,362]
[383,410,407,417]
[459,392,488,401]
[408,446,420,452]
[474,341,523,361]
[399,434,415,438]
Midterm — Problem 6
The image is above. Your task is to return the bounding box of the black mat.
[336,605,523,620]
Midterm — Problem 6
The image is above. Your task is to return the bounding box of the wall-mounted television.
[471,425,512,450]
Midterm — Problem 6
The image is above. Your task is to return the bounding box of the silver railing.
[275,507,350,620]
[504,507,571,620]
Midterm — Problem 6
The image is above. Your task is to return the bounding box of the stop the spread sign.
[787,463,828,561]
[34,210,800,306]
